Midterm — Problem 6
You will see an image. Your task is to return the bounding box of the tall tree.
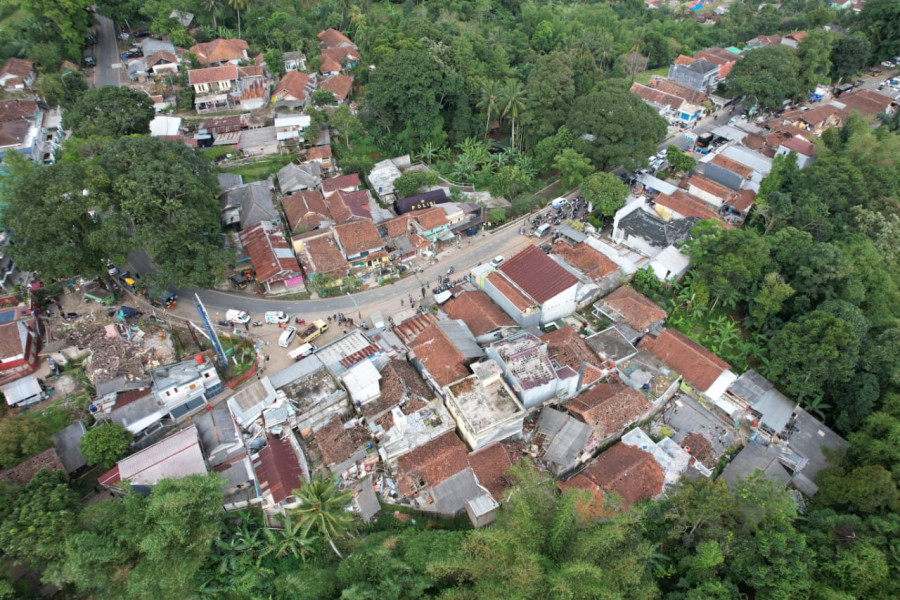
[499,78,526,151]
[80,423,133,468]
[553,149,593,189]
[580,171,628,217]
[204,0,221,30]
[477,79,501,139]
[860,0,900,61]
[831,32,872,82]
[724,45,806,109]
[227,0,250,38]
[63,86,155,139]
[293,476,355,559]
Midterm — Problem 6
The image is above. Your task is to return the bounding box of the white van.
[535,223,552,237]
[278,326,297,348]
[265,311,289,324]
[225,309,250,324]
[370,311,384,330]
[551,197,569,210]
[288,342,316,361]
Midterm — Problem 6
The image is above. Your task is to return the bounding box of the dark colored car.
[134,29,151,38]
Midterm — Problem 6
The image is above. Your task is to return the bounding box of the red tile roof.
[0,99,37,122]
[541,326,605,387]
[301,234,347,278]
[323,192,352,223]
[239,223,302,284]
[321,173,360,194]
[0,57,34,80]
[320,54,342,73]
[468,442,515,499]
[550,243,618,283]
[407,323,470,387]
[253,435,305,504]
[781,136,816,157]
[188,64,238,86]
[361,359,433,418]
[687,174,736,201]
[145,50,178,68]
[320,74,354,101]
[411,206,449,231]
[499,245,578,304]
[0,321,25,359]
[383,214,412,238]
[681,432,716,469]
[599,286,667,333]
[639,329,730,391]
[487,271,534,311]
[336,189,371,219]
[282,189,329,231]
[237,65,265,78]
[273,70,310,102]
[393,313,437,345]
[562,443,663,507]
[650,78,708,104]
[334,220,382,257]
[710,154,754,179]
[318,28,355,49]
[443,291,516,338]
[630,82,684,111]
[728,189,756,213]
[840,89,894,116]
[781,104,843,128]
[189,38,249,64]
[566,383,651,438]
[395,431,469,495]
[306,146,332,161]
[654,190,721,222]
[313,416,370,466]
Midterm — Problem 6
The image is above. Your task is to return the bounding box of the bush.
[394,170,440,198]
[0,416,52,469]
[80,423,133,468]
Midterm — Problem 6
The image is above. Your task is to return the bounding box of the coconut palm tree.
[261,511,317,561]
[499,78,526,152]
[477,79,501,139]
[293,476,355,560]
[227,0,249,38]
[204,0,222,30]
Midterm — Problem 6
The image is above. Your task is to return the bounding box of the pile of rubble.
[62,315,173,385]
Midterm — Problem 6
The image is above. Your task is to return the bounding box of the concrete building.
[150,355,223,420]
[486,333,577,408]
[443,359,525,451]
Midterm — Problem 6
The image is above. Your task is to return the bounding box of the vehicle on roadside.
[225,309,250,324]
[298,320,328,344]
[881,61,895,68]
[278,326,298,348]
[82,47,96,67]
[264,311,289,324]
[288,343,316,360]
[491,255,505,267]
[145,288,177,309]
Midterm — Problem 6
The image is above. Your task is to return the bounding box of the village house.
[272,70,314,107]
[0,99,65,164]
[780,31,808,48]
[274,114,311,149]
[335,189,373,220]
[473,245,579,327]
[219,179,277,229]
[366,155,411,202]
[442,291,517,344]
[277,162,322,195]
[0,57,35,90]
[685,173,739,208]
[321,173,360,197]
[394,315,478,395]
[615,349,682,406]
[595,285,667,343]
[620,427,692,488]
[723,370,797,441]
[652,189,723,223]
[410,206,451,242]
[549,241,621,298]
[776,135,817,168]
[296,231,349,282]
[639,329,736,401]
[189,38,249,65]
[150,355,223,420]
[319,74,354,104]
[0,302,42,399]
[194,407,256,508]
[188,64,239,112]
[281,189,331,232]
[532,407,596,476]
[486,332,578,408]
[561,442,664,511]
[565,382,652,443]
[541,325,609,392]
[667,57,720,93]
[332,220,387,277]
[303,145,334,172]
[443,359,525,451]
[99,425,208,490]
[779,104,845,136]
[630,82,702,127]
[239,221,305,294]
[251,430,310,513]
[745,34,782,49]
[145,50,179,76]
[283,51,307,71]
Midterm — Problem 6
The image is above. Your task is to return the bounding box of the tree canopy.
[63,87,155,139]
[724,45,806,110]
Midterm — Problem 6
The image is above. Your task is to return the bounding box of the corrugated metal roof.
[498,245,578,304]
[100,425,207,486]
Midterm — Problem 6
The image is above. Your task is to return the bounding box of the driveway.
[94,13,122,88]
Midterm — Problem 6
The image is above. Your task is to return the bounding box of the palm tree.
[477,79,501,139]
[293,476,355,559]
[204,0,222,30]
[261,511,317,561]
[227,0,249,38]
[499,78,526,152]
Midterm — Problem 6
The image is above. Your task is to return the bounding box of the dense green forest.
[1,0,900,597]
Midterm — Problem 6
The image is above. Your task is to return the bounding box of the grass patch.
[23,392,91,434]
[220,155,293,182]
[201,146,236,161]
[634,66,669,86]
[272,291,311,301]
[360,502,473,534]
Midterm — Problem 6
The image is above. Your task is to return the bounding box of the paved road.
[94,13,122,88]
[150,218,538,324]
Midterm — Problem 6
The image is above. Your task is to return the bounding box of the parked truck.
[298,319,328,344]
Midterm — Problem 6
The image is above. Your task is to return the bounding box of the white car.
[881,61,895,68]
[491,256,505,267]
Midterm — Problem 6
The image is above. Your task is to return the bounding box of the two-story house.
[410,206,451,242]
[150,355,223,420]
[188,64,239,112]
